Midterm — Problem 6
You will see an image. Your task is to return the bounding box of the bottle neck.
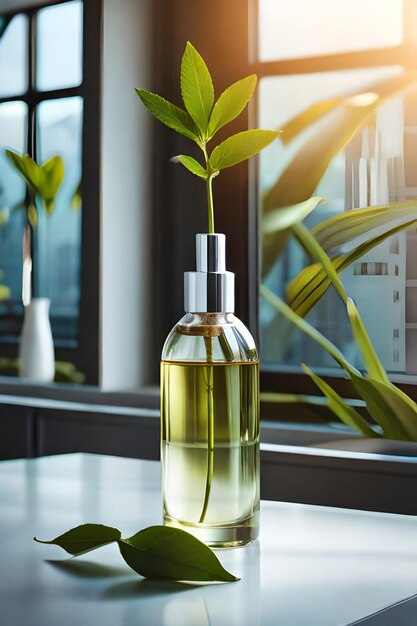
[177,313,235,336]
[184,234,235,313]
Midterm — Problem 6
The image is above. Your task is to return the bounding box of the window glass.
[259,66,417,378]
[0,101,27,339]
[36,1,83,91]
[0,14,28,97]
[258,0,403,61]
[36,97,83,346]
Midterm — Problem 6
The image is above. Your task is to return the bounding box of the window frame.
[152,0,417,419]
[0,0,102,384]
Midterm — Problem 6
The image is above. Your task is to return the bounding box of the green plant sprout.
[5,149,64,305]
[136,41,279,234]
[136,41,279,523]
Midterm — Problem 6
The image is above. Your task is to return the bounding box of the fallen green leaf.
[34,524,121,556]
[118,526,239,582]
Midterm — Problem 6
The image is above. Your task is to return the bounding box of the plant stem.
[206,175,215,234]
[199,335,215,524]
[202,143,215,234]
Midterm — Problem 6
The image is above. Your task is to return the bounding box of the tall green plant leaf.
[134,89,200,143]
[180,41,214,135]
[207,74,257,138]
[262,198,324,263]
[262,72,417,278]
[261,285,417,441]
[280,72,417,146]
[291,222,347,304]
[117,526,239,582]
[210,129,279,170]
[301,363,378,437]
[312,201,417,253]
[262,197,324,235]
[260,284,359,377]
[349,374,417,441]
[34,524,121,556]
[280,98,342,144]
[171,154,208,179]
[287,213,417,317]
[346,298,388,383]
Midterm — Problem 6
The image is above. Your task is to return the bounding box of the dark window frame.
[0,0,102,384]
[152,0,417,419]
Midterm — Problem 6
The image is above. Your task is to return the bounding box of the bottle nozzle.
[184,233,235,313]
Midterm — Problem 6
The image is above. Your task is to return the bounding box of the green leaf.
[349,374,417,441]
[260,284,359,377]
[262,198,324,264]
[291,222,347,305]
[261,72,417,278]
[280,98,342,145]
[6,150,44,191]
[117,526,239,582]
[180,42,214,136]
[0,284,10,301]
[346,298,388,383]
[207,74,257,139]
[27,202,37,228]
[40,155,64,214]
[287,213,417,317]
[312,200,417,253]
[261,284,417,442]
[34,524,121,556]
[171,155,208,179]
[262,197,324,235]
[135,88,200,143]
[210,129,280,171]
[72,179,82,210]
[301,363,378,438]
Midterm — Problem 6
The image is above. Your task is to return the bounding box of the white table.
[0,453,416,626]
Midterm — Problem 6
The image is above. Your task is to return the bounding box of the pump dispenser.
[161,234,260,547]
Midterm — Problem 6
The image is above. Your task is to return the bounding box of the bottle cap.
[184,234,235,313]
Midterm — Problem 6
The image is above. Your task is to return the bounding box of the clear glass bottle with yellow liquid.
[161,233,260,547]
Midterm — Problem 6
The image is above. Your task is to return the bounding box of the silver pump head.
[184,234,235,313]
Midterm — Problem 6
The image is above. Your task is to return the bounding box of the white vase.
[19,297,55,383]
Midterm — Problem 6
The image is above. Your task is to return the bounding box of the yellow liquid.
[161,360,259,546]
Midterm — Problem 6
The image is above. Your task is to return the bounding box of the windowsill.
[1,375,416,458]
[0,376,160,410]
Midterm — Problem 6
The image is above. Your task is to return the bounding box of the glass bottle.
[161,233,260,547]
